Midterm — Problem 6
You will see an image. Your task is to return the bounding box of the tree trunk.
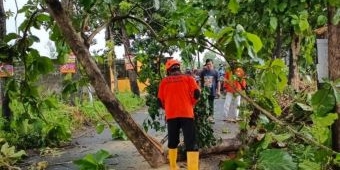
[44,0,166,167]
[328,5,340,153]
[177,138,241,161]
[105,26,118,93]
[0,0,12,121]
[0,0,5,37]
[272,23,282,59]
[118,18,140,97]
[288,34,301,91]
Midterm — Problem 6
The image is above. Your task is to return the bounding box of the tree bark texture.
[328,6,340,152]
[105,26,118,93]
[44,0,166,167]
[0,0,5,38]
[0,0,12,120]
[118,19,140,97]
[288,34,301,91]
[176,138,241,161]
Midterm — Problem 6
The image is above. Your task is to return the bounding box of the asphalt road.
[22,98,240,170]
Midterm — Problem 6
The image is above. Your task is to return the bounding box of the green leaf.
[28,35,40,43]
[43,98,58,109]
[317,15,327,26]
[261,133,272,149]
[35,56,54,74]
[271,59,286,69]
[79,0,95,11]
[311,88,336,116]
[246,32,263,53]
[311,114,337,143]
[313,113,338,127]
[9,150,26,159]
[203,30,217,39]
[299,20,310,32]
[220,159,248,169]
[93,149,111,164]
[298,160,321,170]
[36,13,51,22]
[4,33,20,43]
[258,149,297,170]
[270,17,278,30]
[271,133,291,142]
[228,0,240,14]
[96,123,105,134]
[277,72,288,92]
[73,155,98,170]
[335,153,340,165]
[278,2,287,12]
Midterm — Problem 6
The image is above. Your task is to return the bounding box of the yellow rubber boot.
[168,149,178,170]
[187,151,199,170]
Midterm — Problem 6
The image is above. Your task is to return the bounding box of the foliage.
[81,92,145,140]
[109,125,128,140]
[0,90,144,149]
[0,98,72,149]
[115,91,145,112]
[194,87,216,148]
[257,149,297,170]
[73,149,112,170]
[0,139,26,169]
[3,0,340,169]
[222,79,340,169]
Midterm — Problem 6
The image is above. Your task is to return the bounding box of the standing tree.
[328,3,340,153]
[118,17,140,97]
[0,0,12,121]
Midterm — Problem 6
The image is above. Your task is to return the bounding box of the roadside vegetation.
[1,0,340,170]
[0,91,145,169]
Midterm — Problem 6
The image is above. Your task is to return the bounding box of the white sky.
[4,0,196,64]
[4,0,124,58]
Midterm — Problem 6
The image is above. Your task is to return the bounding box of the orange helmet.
[234,67,245,77]
[165,59,180,71]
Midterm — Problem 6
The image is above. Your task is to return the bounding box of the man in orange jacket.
[158,59,200,170]
[223,66,246,122]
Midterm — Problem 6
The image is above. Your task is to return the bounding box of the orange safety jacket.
[224,70,246,93]
[158,74,199,120]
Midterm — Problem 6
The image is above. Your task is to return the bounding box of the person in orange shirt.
[223,66,246,122]
[158,59,200,170]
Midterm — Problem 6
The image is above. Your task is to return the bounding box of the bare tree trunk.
[288,34,301,91]
[105,25,118,93]
[44,0,166,167]
[272,23,282,59]
[328,5,340,153]
[0,0,5,37]
[118,18,140,97]
[0,0,12,121]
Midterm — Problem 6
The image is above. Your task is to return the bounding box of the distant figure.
[223,66,246,122]
[193,69,200,85]
[158,59,201,170]
[199,59,220,123]
[218,63,226,94]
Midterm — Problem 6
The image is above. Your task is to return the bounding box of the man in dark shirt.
[199,59,220,123]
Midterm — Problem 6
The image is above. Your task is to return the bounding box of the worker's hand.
[216,91,221,98]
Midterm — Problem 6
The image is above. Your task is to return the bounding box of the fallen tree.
[44,0,166,167]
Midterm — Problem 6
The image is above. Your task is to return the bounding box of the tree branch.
[225,79,339,155]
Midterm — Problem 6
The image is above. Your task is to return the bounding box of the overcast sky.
[4,0,124,58]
